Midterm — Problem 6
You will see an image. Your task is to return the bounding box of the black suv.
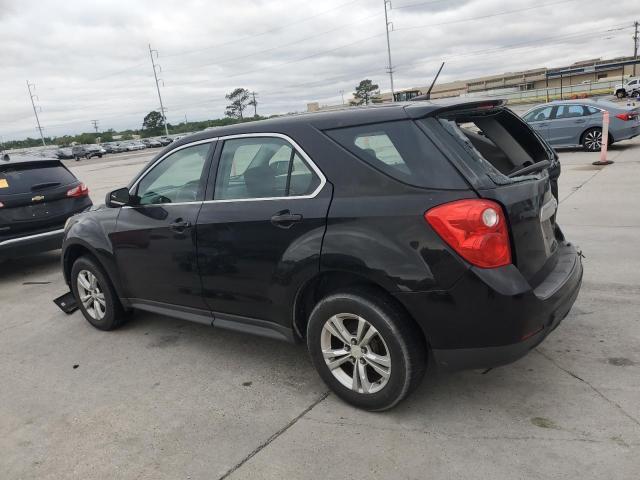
[1,154,92,260]
[59,99,582,410]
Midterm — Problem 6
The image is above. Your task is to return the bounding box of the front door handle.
[574,119,586,124]
[271,211,302,229]
[169,218,192,233]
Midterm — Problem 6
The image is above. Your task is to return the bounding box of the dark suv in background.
[1,154,92,260]
[59,99,582,410]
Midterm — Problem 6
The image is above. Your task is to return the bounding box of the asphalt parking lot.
[1,139,639,479]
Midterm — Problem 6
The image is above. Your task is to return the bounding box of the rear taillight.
[425,199,511,268]
[0,202,4,208]
[615,112,637,121]
[66,183,89,198]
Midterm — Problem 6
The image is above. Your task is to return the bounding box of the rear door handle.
[169,219,192,233]
[271,211,302,229]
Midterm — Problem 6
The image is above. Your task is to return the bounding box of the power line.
[396,0,579,33]
[169,0,583,89]
[393,0,456,9]
[26,81,46,146]
[163,11,383,74]
[161,0,366,59]
[4,20,630,138]
[149,44,170,136]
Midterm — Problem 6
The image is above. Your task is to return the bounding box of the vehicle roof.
[171,98,507,147]
[527,98,635,112]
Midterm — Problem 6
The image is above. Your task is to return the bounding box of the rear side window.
[324,120,464,189]
[555,105,587,119]
[214,137,321,200]
[0,161,76,195]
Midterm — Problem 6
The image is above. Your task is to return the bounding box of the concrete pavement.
[1,139,639,479]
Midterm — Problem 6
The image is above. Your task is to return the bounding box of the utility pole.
[148,44,169,136]
[339,89,345,105]
[184,113,188,125]
[383,0,395,101]
[26,81,46,147]
[250,91,258,117]
[633,20,638,76]
[91,119,99,134]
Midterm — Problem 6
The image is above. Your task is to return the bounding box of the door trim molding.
[126,298,295,342]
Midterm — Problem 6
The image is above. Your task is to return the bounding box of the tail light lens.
[425,199,511,268]
[67,183,89,198]
[615,112,637,121]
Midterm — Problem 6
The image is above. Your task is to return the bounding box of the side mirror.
[106,187,132,208]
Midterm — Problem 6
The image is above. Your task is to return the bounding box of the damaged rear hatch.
[412,100,563,287]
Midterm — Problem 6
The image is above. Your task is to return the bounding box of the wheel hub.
[320,313,391,394]
[77,269,107,321]
[350,345,363,359]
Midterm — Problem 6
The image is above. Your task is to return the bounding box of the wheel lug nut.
[344,345,350,351]
[359,358,366,364]
[350,338,357,345]
[361,347,367,354]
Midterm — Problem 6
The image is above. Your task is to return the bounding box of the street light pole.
[383,0,395,101]
[633,20,638,77]
[26,81,46,146]
[149,44,169,136]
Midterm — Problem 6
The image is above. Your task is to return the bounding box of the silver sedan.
[523,99,640,151]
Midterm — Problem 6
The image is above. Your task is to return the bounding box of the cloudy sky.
[0,0,637,140]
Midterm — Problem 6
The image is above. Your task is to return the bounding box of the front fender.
[61,208,125,302]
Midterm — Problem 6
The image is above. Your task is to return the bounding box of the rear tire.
[307,288,426,411]
[616,90,626,99]
[71,255,126,331]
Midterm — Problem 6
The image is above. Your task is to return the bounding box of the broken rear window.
[424,108,554,185]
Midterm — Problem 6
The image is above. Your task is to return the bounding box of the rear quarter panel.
[322,190,473,293]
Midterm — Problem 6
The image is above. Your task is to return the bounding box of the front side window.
[214,137,320,200]
[136,143,211,205]
[523,106,553,122]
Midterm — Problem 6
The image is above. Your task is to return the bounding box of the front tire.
[307,289,426,411]
[582,127,603,152]
[616,90,626,99]
[71,255,126,331]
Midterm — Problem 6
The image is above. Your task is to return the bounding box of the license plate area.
[29,203,50,218]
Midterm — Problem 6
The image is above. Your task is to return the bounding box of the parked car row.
[55,136,175,161]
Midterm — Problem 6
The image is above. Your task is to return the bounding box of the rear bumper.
[394,242,583,371]
[0,227,65,259]
[613,124,640,142]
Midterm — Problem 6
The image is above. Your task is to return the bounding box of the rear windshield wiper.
[31,182,61,191]
[508,160,550,178]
